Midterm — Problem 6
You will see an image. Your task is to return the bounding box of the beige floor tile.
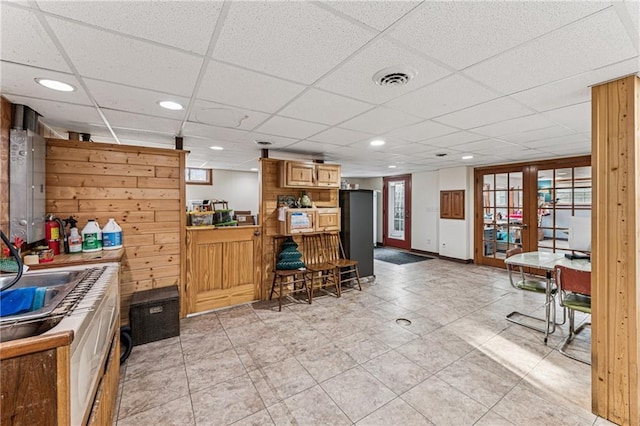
[402,376,488,426]
[116,395,194,426]
[191,374,265,425]
[118,364,190,419]
[185,348,247,392]
[217,304,262,330]
[321,366,396,422]
[225,320,275,348]
[362,350,430,395]
[295,342,357,382]
[474,411,515,425]
[492,383,596,426]
[395,337,461,375]
[275,326,332,355]
[365,322,420,348]
[235,334,292,371]
[252,356,316,401]
[181,329,234,361]
[230,409,275,426]
[124,338,184,382]
[336,331,392,364]
[180,313,224,337]
[267,385,351,426]
[356,398,434,426]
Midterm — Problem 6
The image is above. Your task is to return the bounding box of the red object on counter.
[45,215,61,255]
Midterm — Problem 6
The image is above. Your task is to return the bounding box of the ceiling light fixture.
[462,155,474,160]
[250,168,258,172]
[370,139,385,146]
[158,100,184,110]
[372,66,417,87]
[35,78,75,92]
[388,165,397,169]
[209,146,223,150]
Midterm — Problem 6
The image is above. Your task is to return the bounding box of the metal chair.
[505,247,563,334]
[554,265,591,364]
[301,233,340,299]
[269,236,311,311]
[323,232,362,293]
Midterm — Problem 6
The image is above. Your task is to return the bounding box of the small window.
[185,168,212,185]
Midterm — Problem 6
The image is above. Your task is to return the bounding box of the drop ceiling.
[1,1,638,177]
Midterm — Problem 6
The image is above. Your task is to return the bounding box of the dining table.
[504,251,591,343]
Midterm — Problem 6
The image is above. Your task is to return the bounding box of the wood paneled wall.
[45,139,187,324]
[258,158,338,299]
[591,74,640,426]
[0,96,11,233]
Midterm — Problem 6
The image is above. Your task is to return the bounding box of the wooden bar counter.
[185,226,261,315]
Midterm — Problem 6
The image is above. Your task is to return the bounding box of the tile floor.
[115,256,612,426]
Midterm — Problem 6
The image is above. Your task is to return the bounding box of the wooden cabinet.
[440,190,465,220]
[315,164,341,188]
[316,208,340,231]
[87,329,120,425]
[280,161,341,188]
[186,227,262,314]
[278,209,316,235]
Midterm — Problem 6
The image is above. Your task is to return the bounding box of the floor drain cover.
[396,318,412,326]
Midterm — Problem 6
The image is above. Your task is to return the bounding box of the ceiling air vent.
[254,140,273,146]
[373,66,417,87]
[435,153,447,157]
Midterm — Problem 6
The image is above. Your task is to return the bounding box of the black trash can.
[130,286,180,346]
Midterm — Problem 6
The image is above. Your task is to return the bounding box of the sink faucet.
[1,229,24,291]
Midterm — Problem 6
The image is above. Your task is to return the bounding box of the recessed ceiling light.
[250,168,258,172]
[158,100,183,110]
[462,155,474,160]
[209,146,223,150]
[388,165,397,169]
[35,78,75,92]
[370,139,385,146]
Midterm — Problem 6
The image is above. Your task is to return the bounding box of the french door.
[474,156,591,268]
[383,174,411,250]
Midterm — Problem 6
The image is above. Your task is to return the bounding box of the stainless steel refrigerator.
[339,189,374,278]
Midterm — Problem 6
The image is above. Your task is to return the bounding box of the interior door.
[383,174,411,250]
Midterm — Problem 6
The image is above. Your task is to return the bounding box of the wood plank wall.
[0,96,11,233]
[258,158,338,299]
[45,139,187,325]
[591,74,640,426]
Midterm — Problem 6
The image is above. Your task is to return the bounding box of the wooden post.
[591,74,640,426]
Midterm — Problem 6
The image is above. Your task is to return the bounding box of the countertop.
[186,225,260,231]
[26,248,124,270]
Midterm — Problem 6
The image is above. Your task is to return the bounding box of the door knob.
[521,224,528,229]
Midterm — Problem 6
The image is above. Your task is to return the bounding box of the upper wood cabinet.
[440,190,465,220]
[316,208,341,231]
[280,161,341,188]
[315,164,341,188]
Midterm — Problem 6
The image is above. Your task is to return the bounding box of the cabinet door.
[316,208,340,231]
[315,164,341,188]
[279,209,316,234]
[283,162,315,187]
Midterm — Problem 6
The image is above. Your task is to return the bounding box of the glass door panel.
[383,174,412,250]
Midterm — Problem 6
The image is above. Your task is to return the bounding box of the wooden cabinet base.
[88,329,120,425]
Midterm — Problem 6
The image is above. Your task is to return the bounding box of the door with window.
[383,174,411,250]
[475,156,591,267]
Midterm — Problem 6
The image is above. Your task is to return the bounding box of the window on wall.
[537,166,591,254]
[185,168,212,185]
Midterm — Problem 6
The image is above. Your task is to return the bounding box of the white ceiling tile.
[384,120,458,142]
[386,142,436,156]
[522,133,590,149]
[5,94,102,125]
[254,116,328,140]
[511,58,639,112]
[463,8,637,94]
[307,127,373,146]
[213,2,375,84]
[279,89,373,125]
[0,4,71,72]
[422,131,488,148]
[499,125,577,144]
[388,1,610,69]
[190,99,269,131]
[111,129,176,148]
[541,102,591,133]
[317,38,452,104]
[46,16,202,95]
[84,78,189,119]
[37,1,222,55]
[348,136,413,152]
[434,98,534,129]
[321,1,421,31]
[198,61,306,114]
[471,114,556,138]
[182,122,248,142]
[233,132,299,150]
[184,137,256,153]
[283,140,341,156]
[103,110,182,135]
[460,139,521,154]
[385,74,499,119]
[339,106,422,134]
[1,61,91,105]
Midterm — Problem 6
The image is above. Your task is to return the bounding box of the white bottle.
[102,218,123,250]
[82,219,103,252]
[68,227,82,253]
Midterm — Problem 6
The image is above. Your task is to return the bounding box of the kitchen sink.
[0,269,92,342]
